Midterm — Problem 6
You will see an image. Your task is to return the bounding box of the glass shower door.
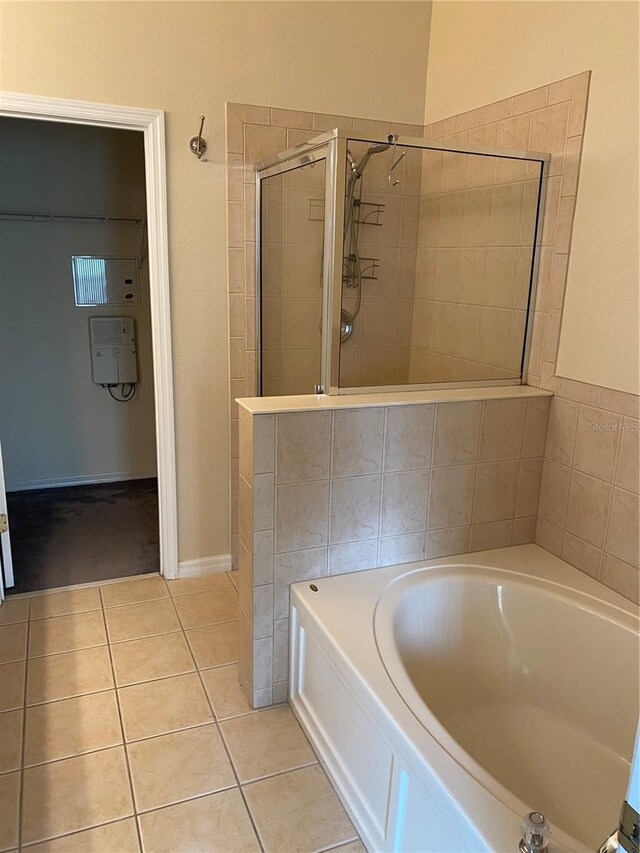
[258,154,327,396]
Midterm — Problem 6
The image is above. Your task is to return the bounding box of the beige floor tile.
[105,598,181,643]
[0,709,23,772]
[0,597,29,625]
[29,587,101,620]
[200,663,252,720]
[110,631,194,686]
[0,622,27,663]
[118,672,213,741]
[26,645,114,705]
[101,576,168,608]
[23,818,140,852]
[138,788,260,853]
[186,621,238,669]
[128,723,235,812]
[173,589,238,629]
[28,611,107,658]
[24,690,122,766]
[220,705,315,783]
[244,764,356,853]
[21,746,134,845]
[0,771,20,852]
[166,573,232,597]
[0,660,25,711]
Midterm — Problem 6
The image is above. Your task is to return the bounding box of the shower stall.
[255,128,550,396]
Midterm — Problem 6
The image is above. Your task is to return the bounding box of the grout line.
[99,599,144,853]
[16,597,31,850]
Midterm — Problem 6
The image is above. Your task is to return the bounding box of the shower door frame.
[255,128,551,397]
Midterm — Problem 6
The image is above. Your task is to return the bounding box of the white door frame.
[0,91,179,579]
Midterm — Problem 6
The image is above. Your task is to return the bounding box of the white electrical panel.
[73,256,140,306]
[89,317,138,385]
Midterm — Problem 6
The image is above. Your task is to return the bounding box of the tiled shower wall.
[238,393,551,707]
[228,72,639,605]
[226,106,421,569]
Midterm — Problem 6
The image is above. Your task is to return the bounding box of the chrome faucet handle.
[519,812,550,853]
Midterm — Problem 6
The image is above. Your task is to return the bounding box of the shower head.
[348,140,392,179]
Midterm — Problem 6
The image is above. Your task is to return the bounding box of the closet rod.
[0,210,145,225]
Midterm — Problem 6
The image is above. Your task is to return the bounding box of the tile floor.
[0,572,364,852]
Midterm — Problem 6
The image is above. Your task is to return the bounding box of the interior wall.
[0,118,156,489]
[0,1,432,561]
[424,0,640,396]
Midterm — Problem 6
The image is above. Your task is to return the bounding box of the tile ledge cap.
[236,385,552,415]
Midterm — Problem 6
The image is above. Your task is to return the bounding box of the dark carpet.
[6,478,159,594]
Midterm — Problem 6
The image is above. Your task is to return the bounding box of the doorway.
[0,93,178,597]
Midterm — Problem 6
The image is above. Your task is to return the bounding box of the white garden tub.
[289,544,638,853]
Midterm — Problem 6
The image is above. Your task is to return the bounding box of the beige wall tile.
[24,690,122,767]
[21,747,133,845]
[378,533,426,567]
[432,401,482,466]
[561,532,603,580]
[535,517,564,557]
[330,475,382,544]
[270,107,313,129]
[426,525,470,558]
[522,397,551,458]
[244,124,287,167]
[479,399,527,462]
[573,405,622,482]
[253,529,275,586]
[328,540,378,576]
[481,98,512,124]
[615,418,639,493]
[605,488,639,568]
[512,516,537,545]
[516,458,544,518]
[219,705,314,783]
[428,466,475,529]
[545,397,579,466]
[332,408,385,477]
[381,470,429,536]
[565,471,612,548]
[470,520,513,552]
[538,460,571,527]
[276,412,331,483]
[139,789,259,853]
[244,764,356,853]
[599,388,640,418]
[252,584,273,640]
[600,554,639,604]
[473,460,520,523]
[548,71,590,135]
[512,86,548,115]
[128,724,235,813]
[254,415,275,474]
[383,405,434,472]
[275,481,329,552]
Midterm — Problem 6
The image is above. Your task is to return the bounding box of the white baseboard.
[7,471,158,492]
[177,554,232,577]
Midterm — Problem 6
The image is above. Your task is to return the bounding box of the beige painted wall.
[0,118,156,489]
[424,0,639,395]
[0,1,432,560]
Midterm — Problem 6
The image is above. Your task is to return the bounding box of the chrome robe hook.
[387,133,405,187]
[189,116,207,159]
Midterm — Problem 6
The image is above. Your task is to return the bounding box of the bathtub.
[288,544,638,853]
